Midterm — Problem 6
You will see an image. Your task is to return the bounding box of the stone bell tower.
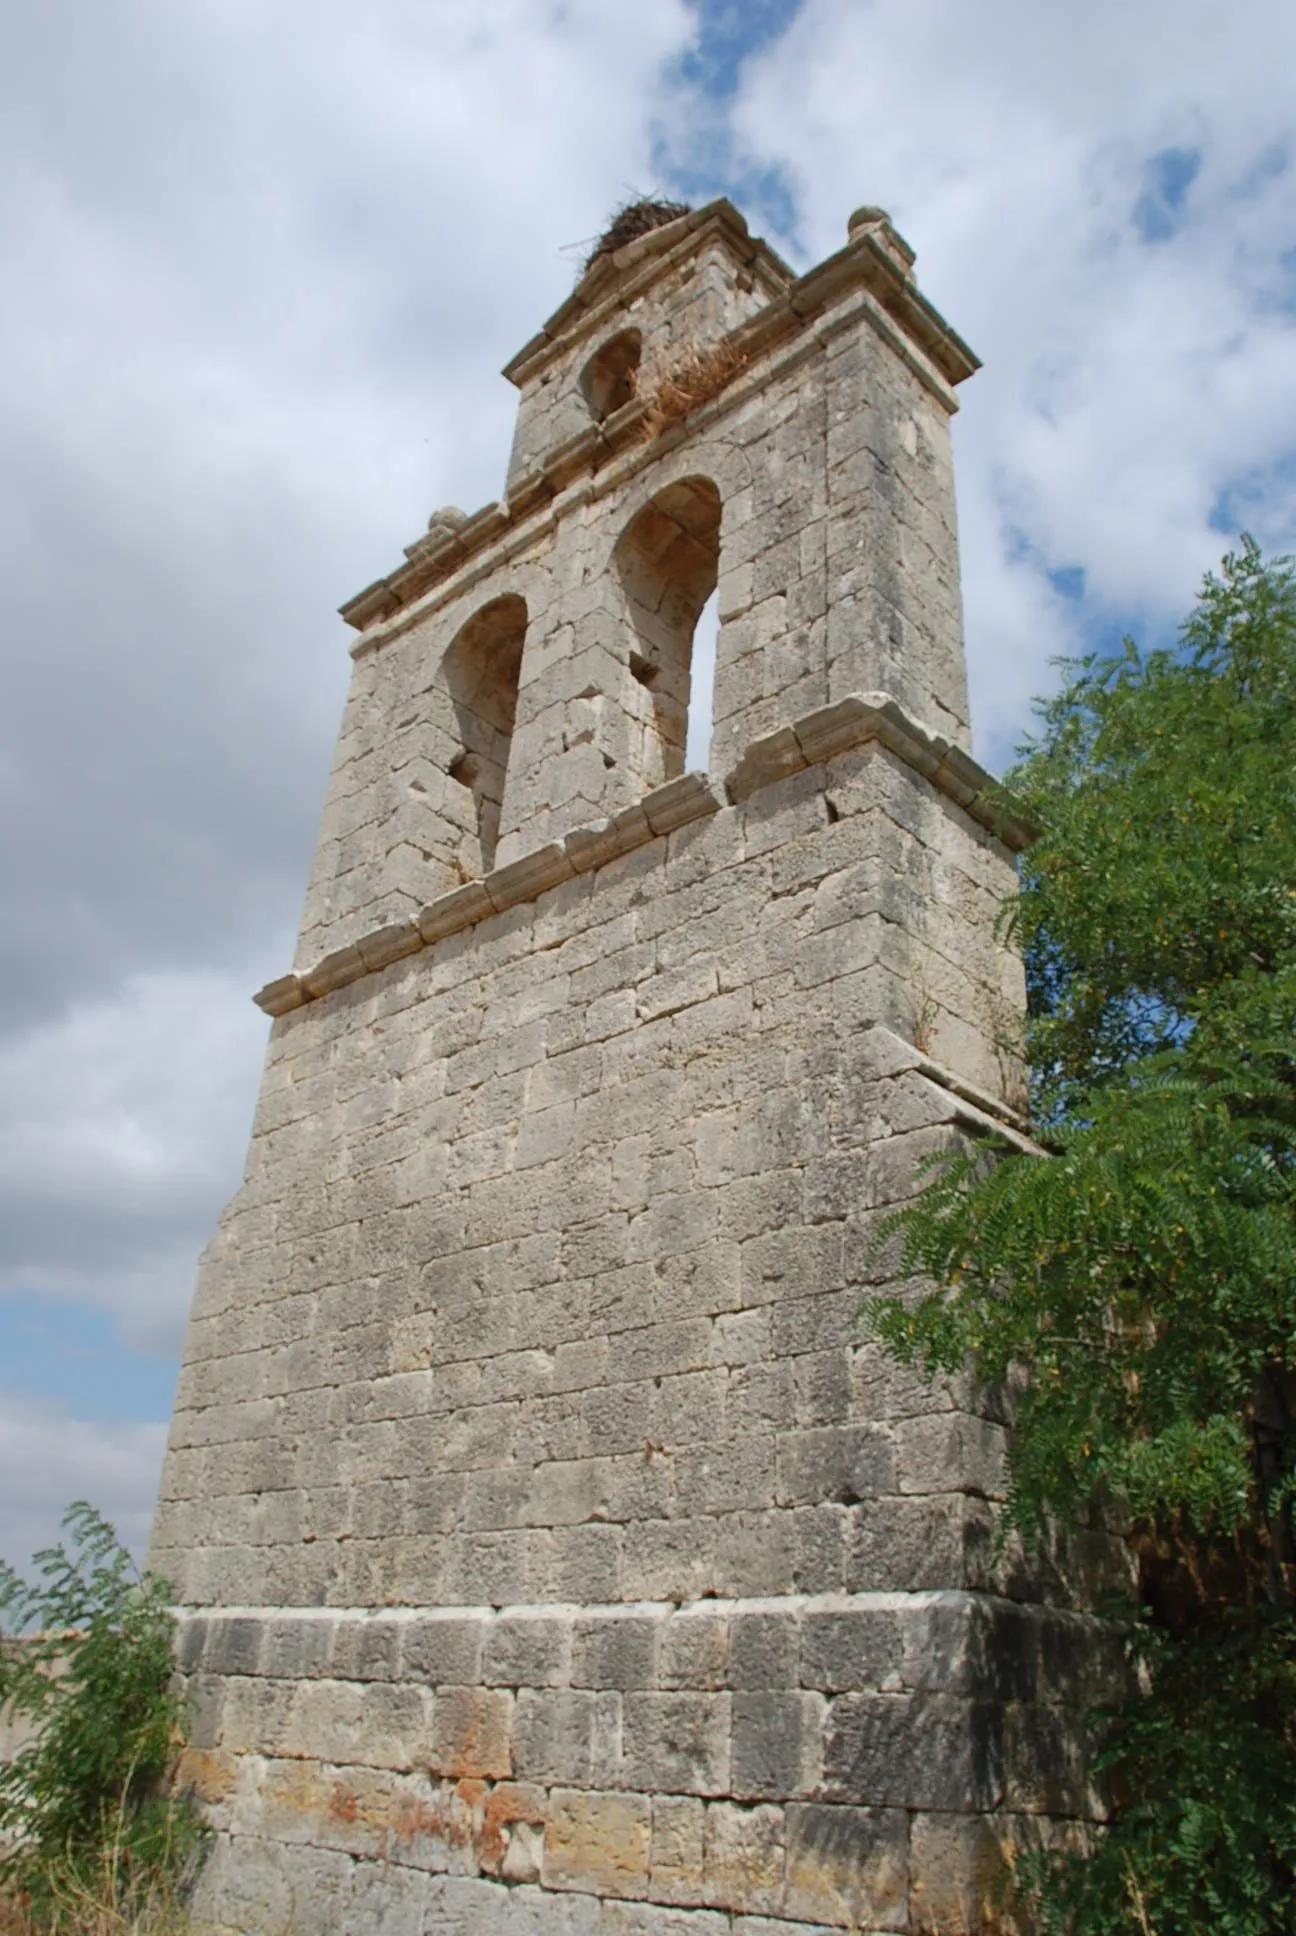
[153,200,1109,1934]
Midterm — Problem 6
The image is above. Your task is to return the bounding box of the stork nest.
[584,198,692,272]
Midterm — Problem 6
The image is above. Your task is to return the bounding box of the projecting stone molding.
[254,693,1034,1019]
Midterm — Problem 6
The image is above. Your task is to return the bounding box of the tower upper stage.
[273,202,988,1001]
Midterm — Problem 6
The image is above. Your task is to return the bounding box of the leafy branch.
[0,1504,202,1933]
[871,539,1296,1933]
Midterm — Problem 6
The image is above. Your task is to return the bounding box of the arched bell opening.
[443,594,527,876]
[613,476,721,789]
[580,329,643,422]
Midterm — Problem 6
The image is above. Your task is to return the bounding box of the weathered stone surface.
[784,1803,909,1930]
[545,1789,652,1897]
[147,197,1109,1934]
[167,1592,1107,1925]
[251,971,305,1016]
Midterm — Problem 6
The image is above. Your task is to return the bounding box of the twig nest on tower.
[584,198,692,272]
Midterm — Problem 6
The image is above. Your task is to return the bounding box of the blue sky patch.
[1210,450,1296,534]
[1132,146,1201,244]
[1210,483,1240,535]
[659,139,801,247]
[1260,243,1296,317]
[652,0,805,251]
[1231,140,1288,202]
[675,0,804,101]
[1048,565,1086,601]
[0,1293,177,1423]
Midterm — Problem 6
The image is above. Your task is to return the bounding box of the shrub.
[0,1505,201,1933]
[872,540,1296,1930]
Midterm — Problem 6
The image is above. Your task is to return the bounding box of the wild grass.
[0,1814,195,1936]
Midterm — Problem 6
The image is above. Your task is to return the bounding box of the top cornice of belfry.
[501,199,793,386]
[500,197,977,395]
[338,200,980,636]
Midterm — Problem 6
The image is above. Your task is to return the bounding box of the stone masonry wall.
[156,746,1120,1932]
[504,221,784,499]
[157,749,1029,1613]
[178,1589,1116,1936]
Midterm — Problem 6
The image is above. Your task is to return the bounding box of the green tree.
[0,1503,201,1932]
[874,539,1296,1933]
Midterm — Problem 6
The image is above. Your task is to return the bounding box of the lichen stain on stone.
[327,1783,359,1825]
[174,1746,238,1806]
[479,1780,548,1873]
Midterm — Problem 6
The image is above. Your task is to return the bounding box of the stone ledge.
[255,695,1032,1018]
[857,1025,1038,1148]
[173,1589,1116,1702]
[725,694,1036,853]
[256,775,722,1015]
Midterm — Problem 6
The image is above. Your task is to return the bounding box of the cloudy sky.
[1,0,1293,1569]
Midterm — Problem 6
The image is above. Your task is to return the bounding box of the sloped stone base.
[177,1594,1115,1933]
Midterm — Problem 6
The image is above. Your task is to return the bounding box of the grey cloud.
[0,1402,167,1568]
[0,421,340,1027]
[0,2,685,1038]
[0,0,699,1472]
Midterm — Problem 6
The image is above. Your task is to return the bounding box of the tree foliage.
[873,539,1296,1931]
[0,1504,200,1931]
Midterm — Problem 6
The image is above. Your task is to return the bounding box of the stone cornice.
[724,693,1034,848]
[254,693,1035,1020]
[172,1587,1092,1625]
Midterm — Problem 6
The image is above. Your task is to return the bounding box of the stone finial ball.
[427,505,468,534]
[848,206,890,238]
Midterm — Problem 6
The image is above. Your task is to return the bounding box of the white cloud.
[0,966,270,1353]
[721,0,1296,757]
[0,1400,167,1571]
